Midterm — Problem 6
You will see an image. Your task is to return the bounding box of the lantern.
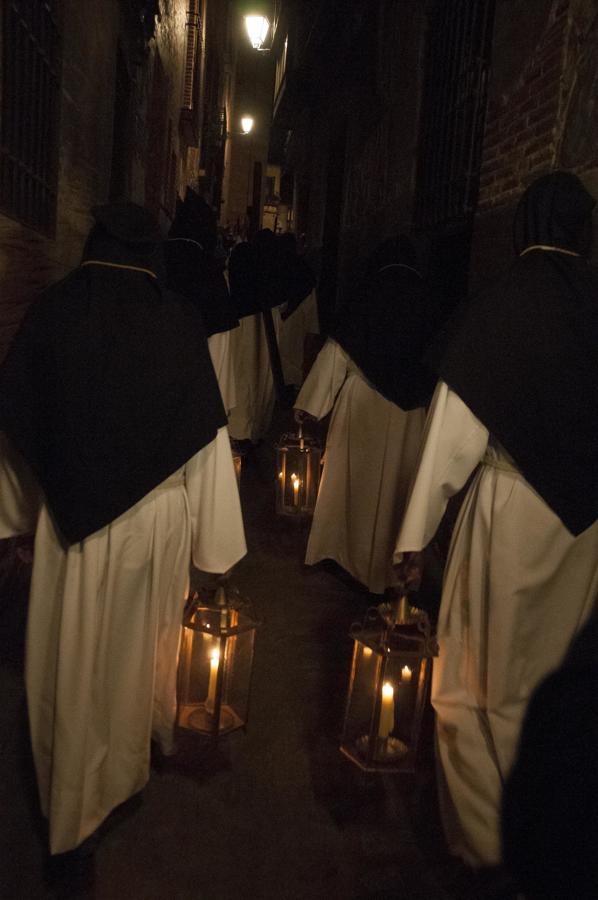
[177,585,259,739]
[340,595,438,773]
[275,425,322,516]
[245,14,270,50]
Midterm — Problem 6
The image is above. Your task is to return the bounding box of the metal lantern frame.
[340,596,438,773]
[275,424,322,517]
[177,585,260,740]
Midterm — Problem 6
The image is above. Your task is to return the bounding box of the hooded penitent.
[164,187,238,337]
[0,202,226,544]
[428,171,598,535]
[331,235,439,411]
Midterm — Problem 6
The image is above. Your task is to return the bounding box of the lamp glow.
[241,115,254,134]
[245,14,270,49]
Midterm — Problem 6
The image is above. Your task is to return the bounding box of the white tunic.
[277,289,320,388]
[0,427,247,854]
[208,330,237,416]
[295,338,426,594]
[395,382,598,866]
[227,305,283,443]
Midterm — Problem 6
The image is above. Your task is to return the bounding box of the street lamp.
[245,14,270,50]
[241,115,254,135]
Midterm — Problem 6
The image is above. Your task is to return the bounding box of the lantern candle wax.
[401,665,412,683]
[206,646,220,711]
[378,681,395,738]
[292,475,300,506]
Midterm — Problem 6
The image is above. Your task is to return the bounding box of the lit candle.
[292,475,300,506]
[362,646,372,658]
[401,665,412,683]
[378,681,395,738]
[206,646,220,712]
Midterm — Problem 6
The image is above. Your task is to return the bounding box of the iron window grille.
[182,0,200,111]
[414,0,495,230]
[0,0,61,235]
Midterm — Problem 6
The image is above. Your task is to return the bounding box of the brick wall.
[0,0,200,362]
[471,0,598,288]
[478,0,568,214]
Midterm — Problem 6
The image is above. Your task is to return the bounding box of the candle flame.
[382,681,394,700]
[210,647,220,663]
[401,665,412,682]
[362,646,372,658]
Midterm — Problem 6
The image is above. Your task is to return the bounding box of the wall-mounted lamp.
[241,116,254,135]
[245,14,270,51]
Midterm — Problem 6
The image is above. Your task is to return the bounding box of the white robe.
[208,329,237,416]
[227,305,283,443]
[277,289,320,388]
[394,382,598,866]
[0,427,247,854]
[295,338,426,594]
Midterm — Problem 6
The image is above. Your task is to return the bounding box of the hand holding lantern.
[394,550,424,594]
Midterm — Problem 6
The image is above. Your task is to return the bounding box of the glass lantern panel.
[177,609,258,736]
[276,442,321,516]
[340,637,383,768]
[219,627,256,731]
[177,628,224,732]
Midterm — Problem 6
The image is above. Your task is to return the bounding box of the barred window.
[414,0,494,229]
[0,0,61,235]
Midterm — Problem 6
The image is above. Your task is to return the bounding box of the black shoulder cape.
[427,171,598,535]
[276,233,316,321]
[228,241,261,318]
[165,189,238,336]
[331,235,439,411]
[0,203,226,544]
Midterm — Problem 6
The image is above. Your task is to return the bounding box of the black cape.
[427,171,598,535]
[502,610,598,900]
[0,202,226,545]
[331,235,439,411]
[228,231,315,321]
[275,233,316,321]
[165,189,238,337]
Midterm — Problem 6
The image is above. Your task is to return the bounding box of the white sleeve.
[293,338,349,420]
[0,432,41,538]
[208,330,236,416]
[393,382,489,558]
[185,426,247,573]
